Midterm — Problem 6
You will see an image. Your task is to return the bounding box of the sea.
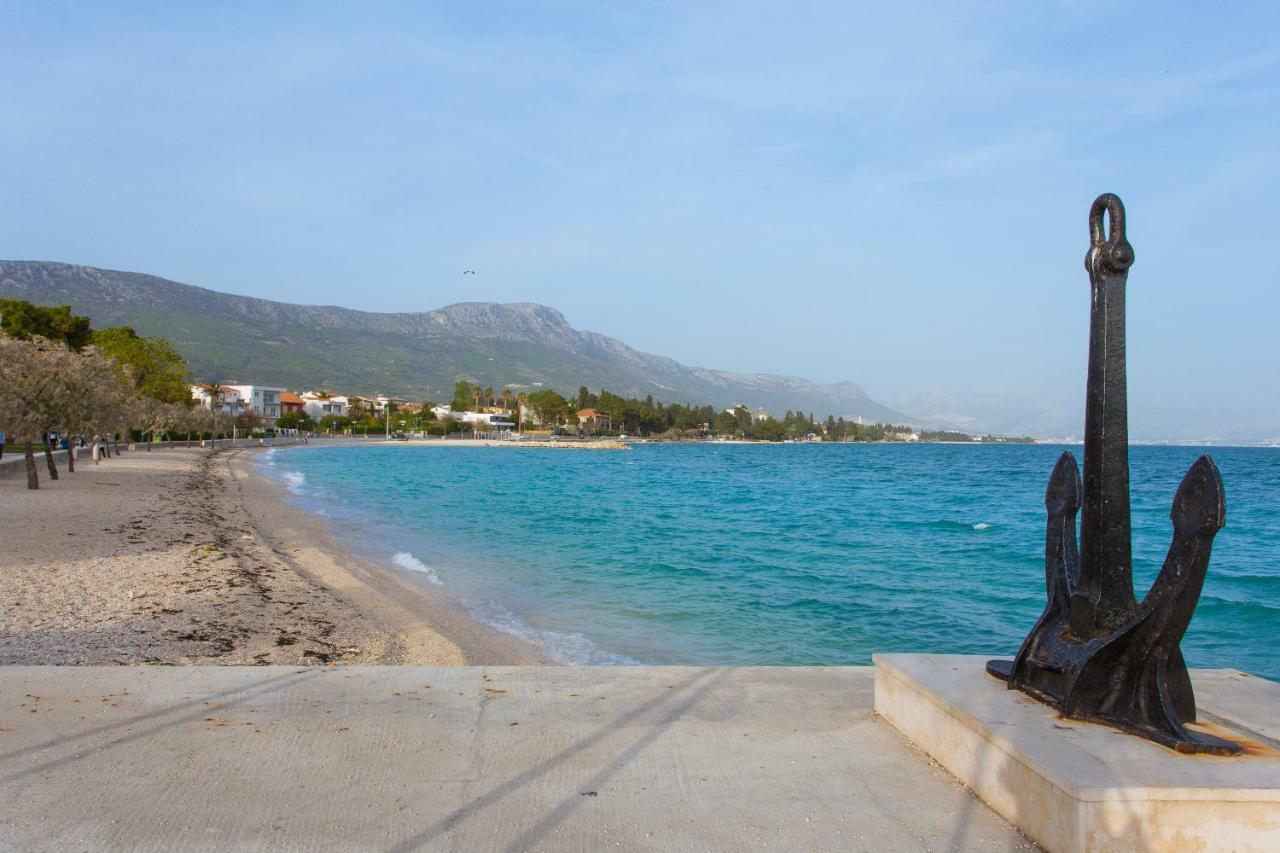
[261,442,1280,680]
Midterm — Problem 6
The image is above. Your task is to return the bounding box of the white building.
[190,384,244,415]
[227,385,285,423]
[374,394,408,413]
[301,392,349,419]
[430,404,455,420]
[458,411,516,432]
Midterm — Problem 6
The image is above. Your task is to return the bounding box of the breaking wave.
[392,551,442,585]
[282,471,306,494]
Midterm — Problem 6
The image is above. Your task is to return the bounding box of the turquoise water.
[262,443,1280,679]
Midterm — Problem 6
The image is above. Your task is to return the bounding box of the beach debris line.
[987,193,1240,755]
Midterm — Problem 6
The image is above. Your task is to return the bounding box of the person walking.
[0,430,6,461]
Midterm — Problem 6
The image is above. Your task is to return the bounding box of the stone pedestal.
[874,654,1280,853]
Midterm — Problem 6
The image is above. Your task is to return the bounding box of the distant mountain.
[1,260,910,422]
[888,389,1080,440]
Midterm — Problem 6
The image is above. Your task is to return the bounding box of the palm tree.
[197,381,232,444]
[515,392,528,434]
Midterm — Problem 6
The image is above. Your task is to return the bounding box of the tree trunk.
[25,442,38,489]
[67,439,76,473]
[146,431,152,451]
[42,436,59,480]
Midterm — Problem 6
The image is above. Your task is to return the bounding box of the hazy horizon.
[2,3,1277,441]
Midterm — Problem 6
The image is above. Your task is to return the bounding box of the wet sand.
[0,446,538,666]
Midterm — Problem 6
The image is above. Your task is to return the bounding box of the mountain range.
[0,260,914,424]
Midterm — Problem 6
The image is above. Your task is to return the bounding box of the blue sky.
[2,2,1277,440]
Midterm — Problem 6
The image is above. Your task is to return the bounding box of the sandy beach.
[0,446,538,666]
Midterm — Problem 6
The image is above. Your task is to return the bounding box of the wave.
[467,600,639,665]
[391,551,442,585]
[283,470,306,495]
[972,522,991,531]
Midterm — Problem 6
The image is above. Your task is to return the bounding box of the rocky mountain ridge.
[0,260,909,423]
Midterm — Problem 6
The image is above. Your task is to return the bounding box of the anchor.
[986,194,1240,756]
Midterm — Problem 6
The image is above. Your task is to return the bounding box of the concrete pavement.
[0,666,1033,851]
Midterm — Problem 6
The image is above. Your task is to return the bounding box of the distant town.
[188,379,1036,444]
[1,296,1034,459]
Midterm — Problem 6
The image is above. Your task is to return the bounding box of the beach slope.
[0,447,533,666]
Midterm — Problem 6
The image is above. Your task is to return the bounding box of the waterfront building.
[189,384,244,415]
[576,407,611,433]
[458,411,516,433]
[301,392,349,419]
[280,391,305,415]
[226,385,285,423]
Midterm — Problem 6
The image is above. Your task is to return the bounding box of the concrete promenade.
[0,665,1032,851]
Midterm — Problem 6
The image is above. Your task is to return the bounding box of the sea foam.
[467,600,638,665]
[283,471,306,495]
[392,551,442,585]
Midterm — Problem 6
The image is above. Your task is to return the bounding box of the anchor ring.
[1086,193,1135,275]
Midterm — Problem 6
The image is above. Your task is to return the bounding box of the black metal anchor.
[986,194,1240,756]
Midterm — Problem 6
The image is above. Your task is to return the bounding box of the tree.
[754,419,789,442]
[318,414,351,434]
[275,410,314,431]
[136,398,182,450]
[0,336,133,488]
[0,299,93,349]
[92,327,192,404]
[712,410,738,436]
[234,408,263,434]
[525,389,570,429]
[0,335,59,488]
[452,381,474,412]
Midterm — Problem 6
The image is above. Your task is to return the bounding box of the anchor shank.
[1075,198,1138,635]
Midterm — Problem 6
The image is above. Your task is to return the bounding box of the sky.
[2,2,1277,440]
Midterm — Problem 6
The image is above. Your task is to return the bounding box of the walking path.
[0,665,1033,851]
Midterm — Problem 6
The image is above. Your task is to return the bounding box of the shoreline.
[0,446,540,666]
[236,447,545,665]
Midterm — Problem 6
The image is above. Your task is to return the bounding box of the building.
[430,405,455,420]
[190,384,244,415]
[752,408,771,422]
[301,392,349,420]
[458,411,516,433]
[280,392,305,415]
[576,408,611,433]
[227,385,285,423]
[374,395,408,413]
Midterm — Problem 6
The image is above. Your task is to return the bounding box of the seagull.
[463,269,476,275]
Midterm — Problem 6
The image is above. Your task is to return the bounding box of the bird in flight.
[463,269,476,275]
